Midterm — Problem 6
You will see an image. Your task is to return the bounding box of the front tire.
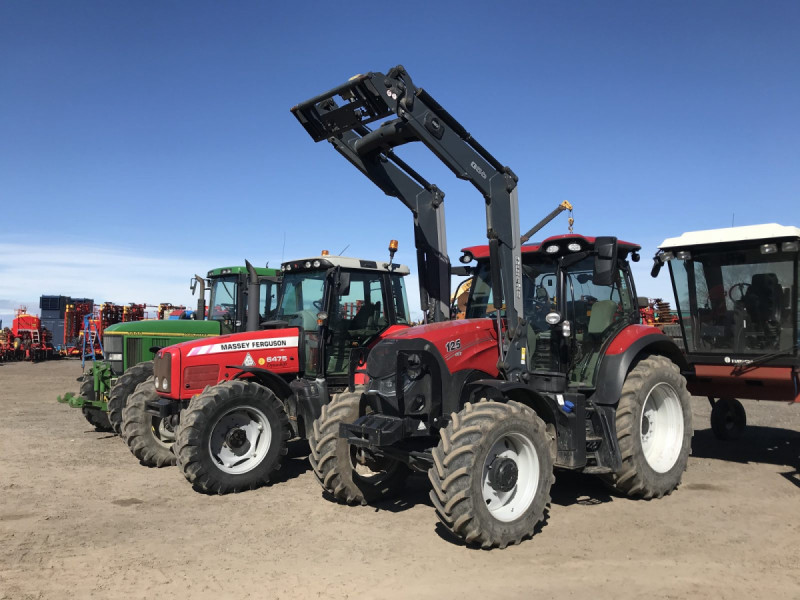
[121,376,177,467]
[429,400,555,549]
[80,376,112,432]
[604,355,692,498]
[710,397,746,441]
[107,361,154,435]
[308,388,409,505]
[173,380,290,494]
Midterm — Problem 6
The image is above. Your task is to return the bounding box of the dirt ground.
[1,360,798,600]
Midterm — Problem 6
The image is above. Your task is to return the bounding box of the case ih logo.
[187,336,299,356]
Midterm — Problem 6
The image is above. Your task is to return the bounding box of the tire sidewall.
[192,384,286,487]
[625,363,692,488]
[466,411,553,539]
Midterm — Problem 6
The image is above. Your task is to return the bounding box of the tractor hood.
[103,319,221,336]
[368,318,500,378]
[153,328,302,400]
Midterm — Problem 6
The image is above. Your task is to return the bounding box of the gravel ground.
[1,359,798,600]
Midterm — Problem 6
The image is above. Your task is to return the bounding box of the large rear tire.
[603,355,692,498]
[173,380,290,494]
[107,361,153,435]
[80,376,112,432]
[121,376,177,467]
[308,388,409,505]
[710,397,746,441]
[429,400,555,549]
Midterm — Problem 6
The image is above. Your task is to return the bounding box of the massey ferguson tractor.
[652,223,800,440]
[134,250,412,490]
[291,65,693,548]
[61,263,280,434]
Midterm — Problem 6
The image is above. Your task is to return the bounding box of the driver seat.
[573,300,619,385]
[742,273,783,341]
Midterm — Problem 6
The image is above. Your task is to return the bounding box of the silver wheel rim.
[481,432,539,523]
[640,382,684,473]
[151,417,175,449]
[208,405,272,474]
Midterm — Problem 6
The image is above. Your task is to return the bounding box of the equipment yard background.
[1,360,798,599]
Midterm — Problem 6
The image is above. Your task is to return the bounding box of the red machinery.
[1,308,55,361]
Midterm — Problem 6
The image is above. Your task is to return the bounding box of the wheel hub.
[487,456,518,492]
[225,427,250,455]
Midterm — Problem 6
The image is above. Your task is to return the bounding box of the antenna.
[281,231,286,263]
[731,213,735,227]
[338,244,350,255]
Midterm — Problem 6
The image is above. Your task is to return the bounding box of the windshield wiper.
[732,345,798,375]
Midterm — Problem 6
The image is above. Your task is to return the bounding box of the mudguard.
[591,328,689,406]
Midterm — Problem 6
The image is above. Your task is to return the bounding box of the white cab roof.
[660,223,800,249]
[283,255,410,275]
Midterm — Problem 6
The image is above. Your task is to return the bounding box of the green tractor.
[58,262,280,434]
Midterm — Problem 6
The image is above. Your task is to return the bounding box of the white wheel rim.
[208,405,272,474]
[481,432,539,523]
[640,382,684,473]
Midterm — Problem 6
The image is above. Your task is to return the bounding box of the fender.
[466,378,588,467]
[466,379,558,429]
[230,366,293,400]
[591,328,689,406]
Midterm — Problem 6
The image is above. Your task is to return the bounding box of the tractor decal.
[187,335,299,356]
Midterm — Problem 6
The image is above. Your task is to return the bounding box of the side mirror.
[637,296,650,309]
[593,236,618,287]
[337,271,351,296]
[651,255,663,278]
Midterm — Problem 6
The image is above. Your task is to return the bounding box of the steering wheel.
[313,300,324,310]
[728,283,750,302]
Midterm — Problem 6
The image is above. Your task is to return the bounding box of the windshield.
[208,276,239,321]
[670,246,797,354]
[276,271,326,329]
[466,257,556,331]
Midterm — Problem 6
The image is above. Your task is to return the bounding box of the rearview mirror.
[593,237,618,287]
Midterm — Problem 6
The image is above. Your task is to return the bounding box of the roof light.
[676,251,692,260]
[313,260,321,268]
[321,250,330,256]
[459,251,474,264]
[545,244,559,254]
[781,241,799,252]
[389,240,398,251]
[660,251,674,262]
[284,264,291,271]
[304,261,312,268]
[567,242,581,252]
[760,243,777,255]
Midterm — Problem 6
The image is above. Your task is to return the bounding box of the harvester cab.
[124,250,411,485]
[293,65,691,549]
[652,223,800,439]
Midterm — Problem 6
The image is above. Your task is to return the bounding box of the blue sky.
[1,0,798,325]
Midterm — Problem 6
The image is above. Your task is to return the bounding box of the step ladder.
[81,315,104,367]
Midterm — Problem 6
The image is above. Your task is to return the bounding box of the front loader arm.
[292,66,526,380]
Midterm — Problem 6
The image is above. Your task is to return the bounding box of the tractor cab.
[204,266,279,335]
[274,254,412,385]
[462,234,643,387]
[653,223,800,438]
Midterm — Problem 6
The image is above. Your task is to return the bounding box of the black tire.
[80,376,112,432]
[173,380,290,494]
[107,361,154,435]
[308,388,409,505]
[603,355,692,498]
[429,400,555,549]
[710,397,746,441]
[121,376,177,468]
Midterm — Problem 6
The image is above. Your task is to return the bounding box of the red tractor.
[292,66,692,548]
[126,251,415,494]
